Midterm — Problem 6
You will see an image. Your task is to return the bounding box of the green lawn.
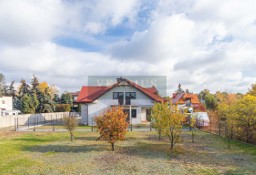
[0,129,255,175]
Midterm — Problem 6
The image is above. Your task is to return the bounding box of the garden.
[0,128,255,175]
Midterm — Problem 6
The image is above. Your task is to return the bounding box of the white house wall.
[0,96,13,116]
[81,85,156,125]
[0,96,13,110]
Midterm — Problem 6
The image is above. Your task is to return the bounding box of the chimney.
[116,77,124,83]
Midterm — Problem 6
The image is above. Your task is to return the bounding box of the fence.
[195,119,256,145]
[0,112,79,131]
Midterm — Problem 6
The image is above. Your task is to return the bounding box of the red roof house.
[76,77,164,125]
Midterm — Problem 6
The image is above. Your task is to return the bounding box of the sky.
[0,0,256,95]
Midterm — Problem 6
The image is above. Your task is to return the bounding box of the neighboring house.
[68,91,80,102]
[172,93,201,107]
[76,77,164,125]
[0,96,20,116]
[172,84,200,107]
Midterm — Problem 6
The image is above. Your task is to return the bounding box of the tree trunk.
[111,143,114,151]
[70,132,74,141]
[246,123,249,143]
[192,131,195,143]
[170,133,174,151]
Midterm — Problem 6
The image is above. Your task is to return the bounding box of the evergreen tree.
[0,73,5,97]
[37,87,54,113]
[61,92,73,105]
[21,94,35,114]
[5,81,16,98]
[53,94,60,104]
[18,79,30,97]
[30,75,40,95]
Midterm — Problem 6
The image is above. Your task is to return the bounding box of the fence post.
[210,120,211,133]
[51,115,54,131]
[202,120,204,131]
[28,117,30,128]
[14,118,17,131]
[36,114,38,127]
[91,117,93,132]
[33,117,36,132]
[17,118,19,131]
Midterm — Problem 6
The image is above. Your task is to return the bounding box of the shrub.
[55,104,71,112]
[95,106,129,151]
[63,114,78,141]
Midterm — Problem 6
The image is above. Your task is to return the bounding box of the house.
[0,96,20,116]
[68,91,80,102]
[76,77,164,125]
[172,84,200,107]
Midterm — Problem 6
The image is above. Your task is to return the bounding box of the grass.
[0,129,255,175]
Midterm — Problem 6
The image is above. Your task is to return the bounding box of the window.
[125,92,136,105]
[125,92,136,99]
[123,109,137,119]
[131,109,137,118]
[113,92,118,99]
[113,92,124,105]
[185,99,191,106]
[2,100,5,104]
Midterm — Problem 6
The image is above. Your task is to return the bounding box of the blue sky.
[0,0,256,94]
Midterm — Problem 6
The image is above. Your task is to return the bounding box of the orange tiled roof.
[172,93,200,105]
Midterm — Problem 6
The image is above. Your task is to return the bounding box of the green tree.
[37,88,54,113]
[63,114,78,141]
[18,79,30,97]
[151,102,185,151]
[247,83,256,96]
[95,106,129,151]
[151,102,165,140]
[30,75,40,95]
[198,89,210,102]
[21,94,36,114]
[61,92,73,105]
[234,95,256,143]
[205,94,218,110]
[53,94,60,104]
[189,114,197,143]
[5,81,16,98]
[0,73,5,97]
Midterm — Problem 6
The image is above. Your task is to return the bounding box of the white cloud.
[1,0,256,94]
[0,0,65,46]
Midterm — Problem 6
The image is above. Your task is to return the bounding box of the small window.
[113,92,124,99]
[113,92,118,99]
[131,92,136,99]
[125,92,136,99]
[2,100,5,104]
[123,109,137,118]
[185,99,191,106]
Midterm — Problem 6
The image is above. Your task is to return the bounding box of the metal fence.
[196,119,256,145]
[14,112,80,132]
